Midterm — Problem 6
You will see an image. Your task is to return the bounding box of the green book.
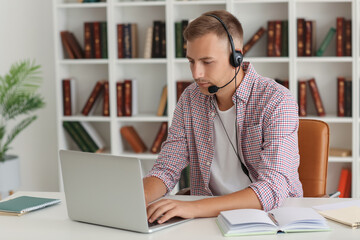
[281,20,288,57]
[175,21,183,58]
[70,121,99,153]
[316,27,336,56]
[63,121,91,152]
[100,22,108,59]
[0,196,61,216]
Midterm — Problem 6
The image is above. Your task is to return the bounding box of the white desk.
[0,192,359,240]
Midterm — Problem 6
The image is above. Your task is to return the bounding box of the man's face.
[186,32,234,96]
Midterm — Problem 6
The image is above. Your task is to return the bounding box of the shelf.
[117,115,169,122]
[328,156,353,163]
[61,116,111,122]
[114,1,165,7]
[115,59,167,64]
[174,0,226,6]
[56,3,108,9]
[244,57,290,63]
[296,57,354,63]
[300,116,353,123]
[58,59,109,65]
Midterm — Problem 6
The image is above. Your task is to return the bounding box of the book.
[143,26,153,59]
[337,76,345,117]
[298,80,307,117]
[344,19,352,56]
[181,20,189,57]
[344,79,352,117]
[274,21,282,57]
[0,196,61,216]
[63,121,90,152]
[123,23,132,58]
[316,27,336,56]
[81,80,105,116]
[157,85,167,116]
[123,79,138,116]
[100,22,108,59]
[116,82,124,116]
[313,200,360,228]
[93,22,102,59]
[150,122,168,154]
[275,78,289,89]
[297,18,305,56]
[60,31,75,59]
[337,168,351,198]
[79,121,106,153]
[281,20,288,57]
[308,78,325,116]
[175,21,183,58]
[103,81,109,116]
[216,207,330,236]
[131,23,138,58]
[84,22,93,58]
[267,21,275,57]
[329,148,351,157]
[176,81,192,102]
[243,27,266,55]
[62,78,76,116]
[336,17,344,56]
[304,20,313,56]
[117,24,124,58]
[120,126,147,153]
[152,21,162,58]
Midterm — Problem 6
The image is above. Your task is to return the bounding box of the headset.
[205,14,243,94]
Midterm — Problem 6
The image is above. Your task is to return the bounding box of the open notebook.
[216,207,330,237]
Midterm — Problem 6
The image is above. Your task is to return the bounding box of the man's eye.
[204,61,212,65]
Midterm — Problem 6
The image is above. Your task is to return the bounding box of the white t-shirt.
[209,103,251,196]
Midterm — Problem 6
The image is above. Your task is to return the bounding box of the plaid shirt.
[148,62,303,211]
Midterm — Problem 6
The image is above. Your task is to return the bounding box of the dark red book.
[243,27,266,55]
[152,21,162,58]
[120,126,147,153]
[124,79,132,116]
[344,19,352,56]
[62,79,74,116]
[308,78,325,116]
[103,81,109,116]
[176,81,192,102]
[304,21,313,56]
[117,24,124,58]
[84,22,93,58]
[93,22,102,59]
[275,79,289,89]
[267,21,275,57]
[274,21,282,57]
[67,32,84,59]
[81,80,105,116]
[336,17,344,56]
[337,77,345,117]
[297,18,305,56]
[116,82,124,117]
[150,122,168,154]
[298,80,307,117]
[60,31,75,59]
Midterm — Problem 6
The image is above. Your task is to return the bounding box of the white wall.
[0,0,59,191]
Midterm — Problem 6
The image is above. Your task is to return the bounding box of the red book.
[120,126,147,153]
[93,22,102,59]
[176,81,192,102]
[81,80,105,116]
[344,19,352,56]
[103,81,109,116]
[297,18,305,56]
[337,168,351,198]
[117,24,123,58]
[60,31,75,59]
[243,27,266,55]
[62,79,75,116]
[116,82,124,117]
[124,80,132,116]
[337,77,345,117]
[84,22,93,58]
[336,17,344,56]
[298,80,307,117]
[274,21,282,57]
[308,78,325,116]
[304,21,313,56]
[150,122,168,154]
[267,21,275,57]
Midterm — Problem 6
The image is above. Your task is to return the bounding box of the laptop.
[59,150,191,233]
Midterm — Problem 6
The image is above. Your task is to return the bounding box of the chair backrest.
[298,119,329,197]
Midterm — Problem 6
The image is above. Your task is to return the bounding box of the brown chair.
[298,119,329,197]
[177,119,330,197]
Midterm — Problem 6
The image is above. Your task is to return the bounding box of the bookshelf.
[53,0,359,197]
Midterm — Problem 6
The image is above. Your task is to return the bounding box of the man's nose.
[191,62,204,80]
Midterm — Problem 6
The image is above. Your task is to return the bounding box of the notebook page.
[270,207,325,228]
[220,209,275,226]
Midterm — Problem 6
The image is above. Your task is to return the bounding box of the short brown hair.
[183,10,243,49]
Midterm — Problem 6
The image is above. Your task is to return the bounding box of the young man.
[143,10,303,224]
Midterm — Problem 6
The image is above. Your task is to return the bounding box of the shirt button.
[211,112,215,117]
[208,138,211,142]
[206,161,211,166]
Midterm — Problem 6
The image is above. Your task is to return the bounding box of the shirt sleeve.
[249,91,303,211]
[146,94,190,193]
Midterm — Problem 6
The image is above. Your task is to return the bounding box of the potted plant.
[0,60,45,199]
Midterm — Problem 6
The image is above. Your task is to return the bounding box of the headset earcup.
[230,50,243,68]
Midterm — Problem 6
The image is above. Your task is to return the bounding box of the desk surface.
[0,192,359,240]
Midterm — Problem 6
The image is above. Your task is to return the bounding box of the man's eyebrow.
[186,56,214,61]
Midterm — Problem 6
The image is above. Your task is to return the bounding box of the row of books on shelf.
[60,22,108,59]
[297,17,351,57]
[276,77,352,117]
[62,79,194,117]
